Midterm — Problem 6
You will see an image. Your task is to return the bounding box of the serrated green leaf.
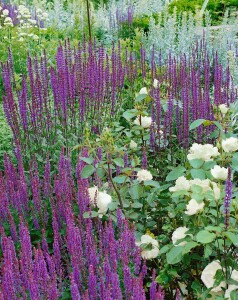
[113,176,127,184]
[182,242,198,254]
[113,158,124,167]
[166,166,186,181]
[191,168,206,179]
[123,109,137,121]
[189,119,205,131]
[196,230,216,244]
[81,165,95,178]
[132,202,143,208]
[166,246,183,264]
[189,159,204,169]
[83,211,98,218]
[96,168,106,178]
[224,232,238,246]
[80,156,94,164]
[135,93,147,103]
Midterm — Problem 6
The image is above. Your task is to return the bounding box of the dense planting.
[0,0,238,299]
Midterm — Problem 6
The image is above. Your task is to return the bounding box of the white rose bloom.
[137,234,159,259]
[137,169,153,183]
[88,186,99,203]
[187,143,219,162]
[97,191,112,215]
[172,227,190,246]
[153,79,158,88]
[201,261,226,292]
[185,199,205,215]
[211,165,228,181]
[219,104,229,115]
[130,140,137,149]
[222,137,238,153]
[134,116,152,128]
[2,9,9,16]
[169,176,190,193]
[139,87,148,95]
[225,270,238,299]
[211,182,221,200]
[190,179,211,194]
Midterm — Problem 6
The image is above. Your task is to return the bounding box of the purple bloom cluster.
[2,38,236,167]
[0,150,164,299]
[2,40,129,159]
[150,45,237,151]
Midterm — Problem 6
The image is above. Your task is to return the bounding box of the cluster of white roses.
[201,261,238,298]
[170,176,220,215]
[88,186,112,217]
[0,7,13,28]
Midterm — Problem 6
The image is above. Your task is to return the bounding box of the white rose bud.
[211,165,228,181]
[222,137,238,153]
[201,261,226,292]
[130,140,137,149]
[136,234,159,259]
[139,87,148,95]
[153,79,158,88]
[97,191,112,215]
[172,227,190,246]
[169,176,190,193]
[185,199,205,215]
[88,186,99,203]
[134,116,152,128]
[137,169,153,183]
[219,104,229,115]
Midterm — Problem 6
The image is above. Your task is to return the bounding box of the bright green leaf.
[81,165,95,178]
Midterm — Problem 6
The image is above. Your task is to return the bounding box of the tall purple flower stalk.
[0,151,148,299]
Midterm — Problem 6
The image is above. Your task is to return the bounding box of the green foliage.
[168,0,238,24]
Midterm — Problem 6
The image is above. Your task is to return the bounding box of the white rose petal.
[190,179,211,194]
[88,186,99,203]
[219,104,229,115]
[172,227,190,246]
[185,199,205,215]
[97,191,112,215]
[222,137,238,153]
[137,169,153,183]
[201,261,226,292]
[187,143,219,162]
[211,182,221,200]
[137,234,159,260]
[211,165,228,181]
[139,87,148,95]
[134,116,152,128]
[153,78,158,88]
[130,140,137,149]
[169,176,190,193]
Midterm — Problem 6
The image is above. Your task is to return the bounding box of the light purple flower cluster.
[150,45,237,151]
[2,40,129,155]
[0,149,164,299]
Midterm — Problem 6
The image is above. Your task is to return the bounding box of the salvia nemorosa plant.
[1,38,237,170]
[0,149,165,299]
